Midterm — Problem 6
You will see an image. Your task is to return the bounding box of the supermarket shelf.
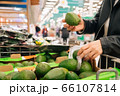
[0,11,27,14]
[0,17,25,19]
[0,51,40,54]
[0,1,27,5]
[0,45,39,48]
[0,22,27,24]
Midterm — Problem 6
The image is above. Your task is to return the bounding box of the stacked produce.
[0,28,32,46]
[0,50,97,80]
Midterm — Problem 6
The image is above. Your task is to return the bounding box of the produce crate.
[0,45,40,58]
[80,54,120,80]
[39,45,70,52]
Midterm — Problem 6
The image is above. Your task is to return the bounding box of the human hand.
[77,40,103,60]
[62,14,85,32]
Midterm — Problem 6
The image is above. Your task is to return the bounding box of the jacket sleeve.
[100,36,120,55]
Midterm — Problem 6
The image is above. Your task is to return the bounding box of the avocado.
[66,71,79,80]
[79,61,92,73]
[65,12,81,26]
[28,61,34,66]
[0,72,6,80]
[60,51,68,56]
[35,62,51,78]
[45,54,52,60]
[4,72,18,80]
[73,50,79,60]
[8,63,15,68]
[22,61,29,66]
[12,70,36,80]
[60,68,68,74]
[0,63,4,65]
[59,59,78,71]
[36,55,47,63]
[79,72,96,79]
[47,59,54,63]
[15,63,24,67]
[43,68,66,80]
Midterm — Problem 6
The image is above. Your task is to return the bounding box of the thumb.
[78,14,81,18]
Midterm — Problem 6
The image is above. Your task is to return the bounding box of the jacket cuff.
[76,19,86,35]
[100,37,111,54]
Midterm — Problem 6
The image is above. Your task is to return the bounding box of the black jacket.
[80,0,120,68]
[61,27,69,38]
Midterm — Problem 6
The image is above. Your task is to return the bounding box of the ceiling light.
[47,0,58,1]
[84,3,89,6]
[46,2,56,5]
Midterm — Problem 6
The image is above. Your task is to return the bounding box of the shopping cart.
[80,54,120,80]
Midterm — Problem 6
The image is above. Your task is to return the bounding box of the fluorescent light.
[99,1,102,5]
[19,14,25,17]
[14,7,21,11]
[6,19,9,22]
[45,5,54,7]
[47,0,58,1]
[46,2,56,5]
[84,3,89,6]
[93,4,97,7]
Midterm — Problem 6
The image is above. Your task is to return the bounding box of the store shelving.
[0,0,30,33]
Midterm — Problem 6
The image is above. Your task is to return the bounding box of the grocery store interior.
[0,0,120,80]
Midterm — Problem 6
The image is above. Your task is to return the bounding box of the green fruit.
[59,59,78,71]
[0,63,4,65]
[73,50,79,59]
[60,68,68,74]
[60,51,68,56]
[4,72,18,80]
[0,72,6,80]
[8,63,15,68]
[79,72,96,79]
[12,70,36,80]
[79,61,92,73]
[36,55,46,63]
[47,59,54,63]
[46,54,52,60]
[28,61,34,66]
[15,63,24,67]
[43,68,66,80]
[66,71,79,80]
[22,61,29,66]
[11,72,20,80]
[35,62,51,78]
[65,12,81,26]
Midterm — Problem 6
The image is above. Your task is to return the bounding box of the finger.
[67,26,75,31]
[91,53,99,60]
[84,51,95,61]
[77,44,90,56]
[64,24,69,28]
[79,47,92,59]
[62,19,66,22]
[78,14,81,18]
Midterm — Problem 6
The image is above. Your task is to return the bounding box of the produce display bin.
[39,45,70,52]
[80,54,120,80]
[0,45,41,58]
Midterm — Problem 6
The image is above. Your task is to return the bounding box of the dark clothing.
[61,27,69,38]
[36,26,40,33]
[78,0,120,68]
[35,26,40,37]
[42,28,48,37]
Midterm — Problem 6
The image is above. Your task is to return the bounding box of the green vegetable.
[65,12,81,26]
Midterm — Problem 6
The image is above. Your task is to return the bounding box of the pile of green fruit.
[15,61,35,67]
[0,50,96,80]
[36,51,68,63]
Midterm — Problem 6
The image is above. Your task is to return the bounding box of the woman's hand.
[62,14,85,32]
[77,40,103,60]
